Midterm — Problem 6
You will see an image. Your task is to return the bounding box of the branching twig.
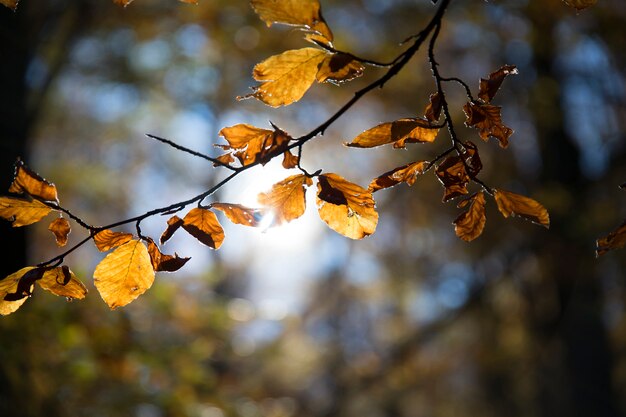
[146,134,237,171]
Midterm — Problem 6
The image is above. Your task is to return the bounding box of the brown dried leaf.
[211,203,263,227]
[596,220,626,257]
[160,215,184,245]
[217,124,292,166]
[453,192,487,242]
[113,0,133,6]
[316,173,378,239]
[562,0,598,10]
[463,102,513,148]
[478,65,518,103]
[282,150,300,169]
[0,0,19,11]
[145,238,190,272]
[346,118,439,149]
[48,217,71,247]
[258,174,312,225]
[0,267,37,315]
[0,196,51,227]
[316,53,364,84]
[93,239,154,309]
[38,266,88,300]
[368,161,429,192]
[239,48,327,107]
[93,229,133,252]
[424,92,442,123]
[182,208,224,249]
[213,153,235,168]
[494,189,550,228]
[251,0,333,43]
[435,156,470,202]
[462,141,483,177]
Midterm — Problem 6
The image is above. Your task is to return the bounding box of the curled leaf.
[435,156,470,202]
[596,220,626,257]
[251,0,333,43]
[38,266,88,300]
[93,229,133,252]
[217,124,292,166]
[0,196,51,227]
[145,238,190,272]
[368,161,429,192]
[562,0,597,10]
[453,192,487,242]
[463,102,513,148]
[160,215,184,244]
[9,160,58,202]
[0,267,36,315]
[316,53,364,84]
[211,203,263,227]
[346,118,439,149]
[48,217,71,247]
[282,149,300,169]
[1,0,19,11]
[257,174,312,225]
[494,189,550,228]
[182,208,225,249]
[478,65,518,103]
[462,141,483,177]
[424,92,442,123]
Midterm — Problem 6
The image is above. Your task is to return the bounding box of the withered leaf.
[38,266,88,300]
[462,141,482,177]
[494,189,550,228]
[217,124,292,166]
[0,267,36,315]
[48,217,71,247]
[160,215,184,244]
[368,161,429,192]
[596,220,626,257]
[453,191,487,242]
[463,102,513,148]
[9,160,58,202]
[251,0,333,43]
[562,0,598,11]
[113,0,133,6]
[316,173,378,239]
[239,48,327,107]
[93,229,133,252]
[93,239,154,309]
[257,174,312,225]
[211,203,263,227]
[145,238,190,272]
[0,196,51,227]
[182,208,225,249]
[478,65,518,103]
[346,118,440,149]
[435,156,470,202]
[282,150,300,169]
[424,92,442,123]
[213,153,235,168]
[316,53,364,85]
[0,0,18,11]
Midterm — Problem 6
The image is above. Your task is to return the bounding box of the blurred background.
[1,0,626,416]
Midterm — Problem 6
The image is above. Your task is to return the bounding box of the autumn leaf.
[453,191,487,242]
[257,174,312,225]
[48,217,71,247]
[435,156,470,202]
[316,173,378,239]
[93,229,133,252]
[478,65,518,103]
[282,150,300,169]
[113,0,133,6]
[463,102,513,148]
[368,161,429,192]
[38,266,88,300]
[145,238,190,272]
[182,208,225,249]
[462,141,483,177]
[93,239,155,309]
[239,48,327,107]
[251,0,334,43]
[211,203,263,227]
[346,118,440,149]
[562,0,598,11]
[160,215,184,244]
[217,124,292,166]
[0,0,19,11]
[0,196,51,227]
[424,92,442,123]
[596,220,626,256]
[8,159,58,202]
[494,189,550,228]
[316,53,364,84]
[0,267,36,315]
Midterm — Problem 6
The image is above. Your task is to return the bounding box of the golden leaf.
[217,124,292,166]
[213,153,235,168]
[0,196,51,227]
[368,161,429,192]
[239,48,327,107]
[282,150,300,169]
[251,0,333,43]
[316,53,364,84]
[160,215,184,244]
[562,0,597,10]
[211,203,263,227]
[346,118,439,149]
[494,189,550,228]
[48,217,71,247]
[435,156,470,202]
[145,238,190,272]
[257,174,312,225]
[478,65,518,103]
[463,102,513,148]
[182,208,224,249]
[596,220,626,257]
[38,266,88,300]
[93,229,133,252]
[316,173,378,239]
[9,160,58,202]
[453,192,487,242]
[424,92,442,123]
[93,239,154,309]
[0,0,19,11]
[0,267,36,316]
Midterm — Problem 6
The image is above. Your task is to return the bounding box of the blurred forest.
[1,0,626,416]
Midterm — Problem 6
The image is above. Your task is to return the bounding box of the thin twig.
[146,133,237,171]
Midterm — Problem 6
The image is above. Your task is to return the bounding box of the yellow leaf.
[258,174,312,225]
[8,160,58,202]
[316,173,378,239]
[182,208,224,249]
[239,48,326,107]
[93,229,133,252]
[0,267,36,316]
[0,0,19,11]
[316,53,364,84]
[145,238,190,272]
[596,220,626,257]
[368,161,429,192]
[494,189,550,228]
[217,124,291,166]
[93,239,154,309]
[211,203,263,227]
[160,215,184,244]
[251,0,333,43]
[38,266,88,300]
[48,217,71,247]
[463,102,513,148]
[0,196,51,227]
[453,192,487,242]
[346,118,439,149]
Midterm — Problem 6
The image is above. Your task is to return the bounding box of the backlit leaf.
[257,174,312,225]
[316,173,378,239]
[160,215,184,244]
[316,53,364,84]
[453,192,486,242]
[9,160,58,202]
[368,161,429,192]
[435,156,470,202]
[48,217,71,247]
[0,0,19,11]
[239,48,326,107]
[145,238,191,272]
[346,118,439,149]
[462,141,483,177]
[596,220,626,256]
[251,0,333,43]
[494,189,550,228]
[113,0,133,6]
[211,203,263,227]
[478,65,518,103]
[182,208,224,249]
[463,102,513,148]
[38,266,88,300]
[0,196,51,227]
[0,267,36,315]
[93,229,133,252]
[424,92,442,123]
[217,124,292,166]
[562,0,597,10]
[282,150,300,169]
[93,239,154,309]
